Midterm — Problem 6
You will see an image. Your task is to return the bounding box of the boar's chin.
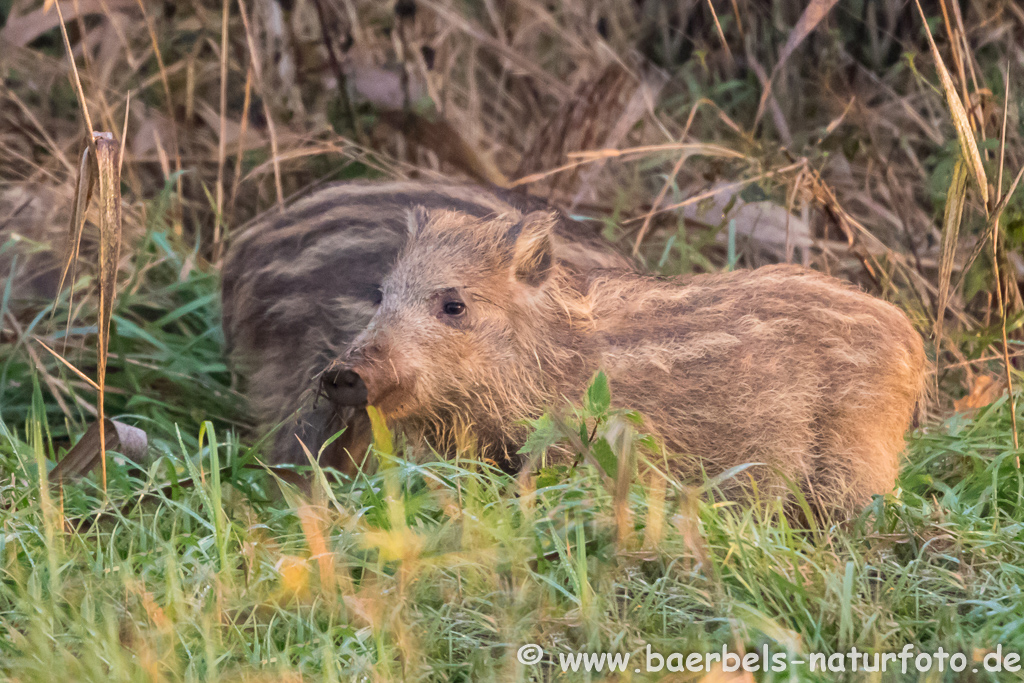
[368,383,420,421]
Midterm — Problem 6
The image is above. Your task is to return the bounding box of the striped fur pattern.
[341,209,927,515]
[220,181,631,468]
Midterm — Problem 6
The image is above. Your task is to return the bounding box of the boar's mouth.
[320,366,368,407]
[320,363,413,418]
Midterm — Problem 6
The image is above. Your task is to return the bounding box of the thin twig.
[992,63,1020,457]
[633,101,707,257]
[992,231,1019,456]
[997,55,1010,204]
[706,0,733,62]
[214,0,231,262]
[34,340,101,391]
[237,0,285,208]
[134,0,184,234]
[227,67,254,231]
[53,2,96,146]
[628,161,806,253]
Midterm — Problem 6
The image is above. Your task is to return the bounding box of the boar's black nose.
[321,367,368,407]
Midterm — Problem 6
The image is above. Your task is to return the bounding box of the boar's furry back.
[220,181,630,466]
[583,265,926,513]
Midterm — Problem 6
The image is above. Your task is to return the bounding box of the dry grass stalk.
[132,0,183,234]
[934,158,968,349]
[914,0,989,210]
[632,100,707,256]
[34,339,100,391]
[987,160,1024,453]
[48,1,126,491]
[92,133,124,490]
[705,0,733,63]
[236,0,284,208]
[226,66,255,231]
[214,0,231,262]
[641,471,667,551]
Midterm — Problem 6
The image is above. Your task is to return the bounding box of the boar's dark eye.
[442,300,466,316]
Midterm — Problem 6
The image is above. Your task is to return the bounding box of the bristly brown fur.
[344,208,927,516]
[220,181,631,469]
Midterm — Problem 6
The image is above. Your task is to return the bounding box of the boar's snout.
[337,337,404,410]
[321,365,368,407]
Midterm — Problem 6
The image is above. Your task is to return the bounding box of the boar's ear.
[510,211,556,287]
[405,206,430,239]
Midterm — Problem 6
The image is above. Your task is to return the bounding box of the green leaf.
[591,437,617,478]
[583,371,611,417]
[535,465,569,489]
[518,413,561,456]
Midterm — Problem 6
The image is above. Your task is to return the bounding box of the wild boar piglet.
[221,181,629,470]
[333,207,926,515]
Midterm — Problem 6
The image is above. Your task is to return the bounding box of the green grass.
[1,234,1023,682]
[1,228,246,458]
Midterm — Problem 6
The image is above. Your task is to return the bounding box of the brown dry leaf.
[93,133,123,385]
[914,0,989,209]
[954,374,1006,414]
[49,418,148,483]
[0,183,73,308]
[58,147,94,297]
[348,62,426,110]
[680,180,814,263]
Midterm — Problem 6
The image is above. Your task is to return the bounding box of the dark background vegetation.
[1,0,1023,680]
